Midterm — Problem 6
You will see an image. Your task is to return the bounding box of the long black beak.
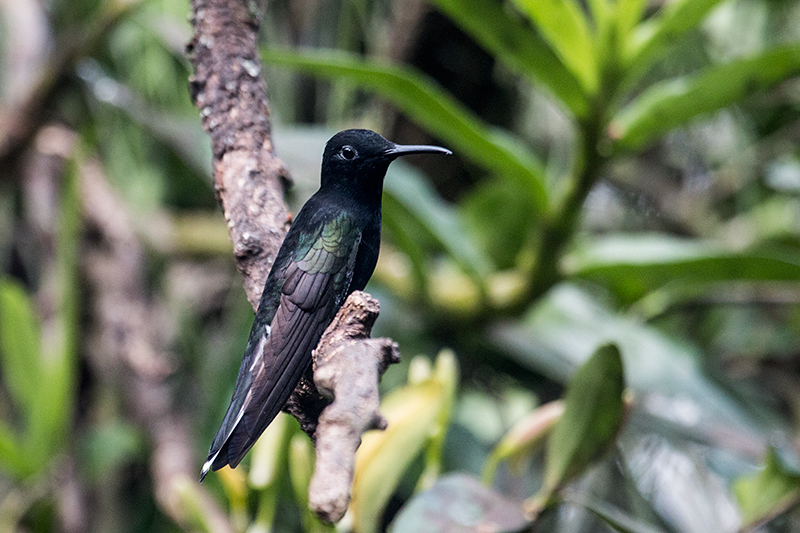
[386,144,452,158]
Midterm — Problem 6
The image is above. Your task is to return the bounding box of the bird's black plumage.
[201,129,451,480]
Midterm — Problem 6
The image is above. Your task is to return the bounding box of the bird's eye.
[340,146,357,160]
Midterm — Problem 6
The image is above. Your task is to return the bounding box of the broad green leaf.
[491,283,778,452]
[351,351,458,533]
[610,44,800,150]
[262,48,548,212]
[427,0,588,117]
[541,344,625,494]
[568,493,664,533]
[385,163,492,289]
[483,400,564,484]
[0,279,42,414]
[389,473,528,533]
[735,448,800,529]
[626,0,727,68]
[509,0,598,95]
[563,234,800,303]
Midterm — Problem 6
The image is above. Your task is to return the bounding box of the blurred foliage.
[1,0,800,531]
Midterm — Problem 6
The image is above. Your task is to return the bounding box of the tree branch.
[308,291,400,523]
[187,0,290,308]
[187,0,399,522]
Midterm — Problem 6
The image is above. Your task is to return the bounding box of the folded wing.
[202,213,361,478]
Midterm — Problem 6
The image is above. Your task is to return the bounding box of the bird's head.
[320,129,451,199]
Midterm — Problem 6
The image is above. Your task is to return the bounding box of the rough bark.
[187,0,399,522]
[308,291,400,523]
[187,0,291,310]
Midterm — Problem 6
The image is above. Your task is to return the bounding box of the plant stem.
[527,65,614,302]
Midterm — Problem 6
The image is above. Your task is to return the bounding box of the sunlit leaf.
[427,0,588,117]
[627,0,727,68]
[0,279,42,415]
[734,448,800,529]
[610,44,800,150]
[614,0,648,57]
[248,413,290,489]
[389,473,528,533]
[351,351,458,533]
[509,0,598,95]
[262,47,548,212]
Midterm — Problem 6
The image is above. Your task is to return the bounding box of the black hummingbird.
[201,129,451,480]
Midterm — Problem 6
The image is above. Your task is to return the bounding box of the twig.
[308,291,400,522]
[188,0,400,522]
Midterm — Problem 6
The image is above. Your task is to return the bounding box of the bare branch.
[308,291,400,523]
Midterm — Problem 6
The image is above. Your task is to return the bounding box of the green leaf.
[460,178,536,270]
[610,44,800,150]
[427,0,588,117]
[627,0,727,68]
[26,156,82,468]
[385,163,492,289]
[289,434,332,533]
[613,0,648,57]
[389,473,528,533]
[491,283,779,451]
[483,400,565,484]
[541,344,625,494]
[563,234,800,303]
[262,47,548,212]
[568,493,664,533]
[351,351,458,533]
[382,206,431,300]
[509,0,598,95]
[734,448,800,529]
[0,279,42,415]
[81,421,144,480]
[0,421,29,478]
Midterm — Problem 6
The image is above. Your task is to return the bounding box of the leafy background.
[2,0,800,531]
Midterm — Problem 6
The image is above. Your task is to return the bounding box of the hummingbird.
[201,129,451,480]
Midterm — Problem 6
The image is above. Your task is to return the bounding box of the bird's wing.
[202,213,361,478]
